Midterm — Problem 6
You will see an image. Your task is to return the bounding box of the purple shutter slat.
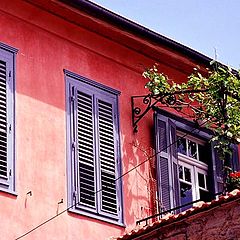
[158,120,167,152]
[159,156,171,210]
[98,99,118,215]
[155,116,171,211]
[0,59,8,179]
[77,91,96,208]
[169,119,180,209]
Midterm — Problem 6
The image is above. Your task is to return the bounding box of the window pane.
[188,140,197,159]
[180,182,192,211]
[199,189,211,202]
[184,167,191,183]
[198,173,205,188]
[177,136,186,155]
[179,165,183,180]
[198,144,208,163]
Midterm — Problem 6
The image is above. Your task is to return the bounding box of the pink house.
[0,0,239,239]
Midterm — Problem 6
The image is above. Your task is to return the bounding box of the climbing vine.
[143,62,240,181]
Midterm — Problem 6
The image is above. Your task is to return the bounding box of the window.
[0,42,17,194]
[177,133,209,211]
[65,70,123,225]
[155,109,239,213]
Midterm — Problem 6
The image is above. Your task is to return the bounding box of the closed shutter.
[71,82,119,217]
[0,60,7,180]
[77,90,96,208]
[66,71,122,222]
[0,44,17,192]
[155,113,180,212]
[98,99,117,215]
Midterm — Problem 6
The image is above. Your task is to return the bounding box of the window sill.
[68,207,125,228]
[0,188,18,197]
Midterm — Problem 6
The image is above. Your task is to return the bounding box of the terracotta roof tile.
[112,189,240,240]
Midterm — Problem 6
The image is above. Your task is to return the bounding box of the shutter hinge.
[73,191,76,198]
[9,124,12,133]
[9,71,12,78]
[9,169,12,177]
[70,95,75,102]
[73,191,77,206]
[72,141,76,149]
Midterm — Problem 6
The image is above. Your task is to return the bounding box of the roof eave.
[60,0,212,65]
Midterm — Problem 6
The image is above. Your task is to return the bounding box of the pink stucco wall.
[0,1,212,239]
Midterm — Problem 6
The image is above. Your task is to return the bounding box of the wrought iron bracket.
[131,89,215,132]
[131,93,181,132]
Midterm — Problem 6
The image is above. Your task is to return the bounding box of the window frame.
[65,70,124,226]
[0,42,17,195]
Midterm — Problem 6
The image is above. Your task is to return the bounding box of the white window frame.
[177,131,209,202]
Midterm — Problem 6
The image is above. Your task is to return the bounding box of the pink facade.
[0,1,239,239]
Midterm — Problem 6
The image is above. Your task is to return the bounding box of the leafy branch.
[143,63,240,173]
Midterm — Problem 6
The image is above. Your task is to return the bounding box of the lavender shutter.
[169,119,180,208]
[0,59,7,180]
[231,144,239,172]
[0,44,16,192]
[155,113,180,212]
[97,99,118,215]
[211,144,224,194]
[155,114,171,211]
[77,90,96,208]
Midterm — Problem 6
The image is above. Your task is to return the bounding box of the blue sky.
[91,0,240,69]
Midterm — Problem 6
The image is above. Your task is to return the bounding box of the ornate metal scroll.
[131,89,210,132]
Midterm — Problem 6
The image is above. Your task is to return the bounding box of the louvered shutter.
[66,71,122,223]
[231,144,240,172]
[211,144,240,194]
[0,45,15,191]
[169,119,180,209]
[97,99,118,215]
[0,59,8,180]
[76,90,96,209]
[155,113,180,213]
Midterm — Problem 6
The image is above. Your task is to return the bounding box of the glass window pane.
[177,136,186,155]
[180,182,192,211]
[199,189,211,202]
[179,165,183,180]
[198,173,205,188]
[198,144,208,163]
[184,167,191,183]
[188,140,197,159]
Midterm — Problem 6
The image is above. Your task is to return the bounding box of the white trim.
[178,154,208,170]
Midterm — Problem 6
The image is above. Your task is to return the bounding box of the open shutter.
[211,143,224,194]
[212,144,239,195]
[155,114,170,211]
[97,99,118,215]
[155,113,179,212]
[169,119,180,209]
[76,90,96,209]
[231,144,240,172]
